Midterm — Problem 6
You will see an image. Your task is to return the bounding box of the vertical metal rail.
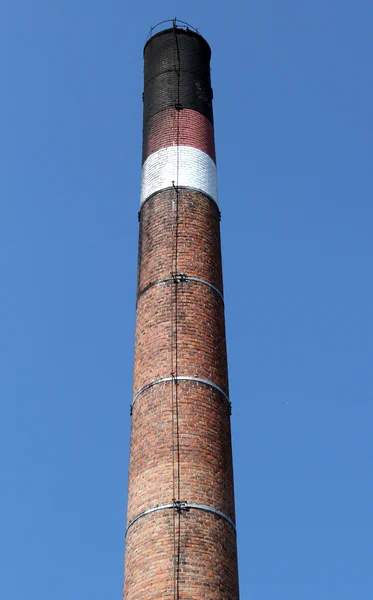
[171,20,182,600]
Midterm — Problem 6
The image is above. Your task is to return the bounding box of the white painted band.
[140,146,218,206]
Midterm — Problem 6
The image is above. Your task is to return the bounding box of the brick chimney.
[123,21,240,599]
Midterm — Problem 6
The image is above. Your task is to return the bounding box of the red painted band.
[143,108,216,164]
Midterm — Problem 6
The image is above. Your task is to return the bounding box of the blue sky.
[1,1,372,598]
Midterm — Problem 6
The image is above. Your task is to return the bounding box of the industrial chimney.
[123,20,240,599]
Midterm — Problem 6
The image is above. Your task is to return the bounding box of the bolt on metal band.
[132,375,230,410]
[137,274,224,302]
[126,501,236,536]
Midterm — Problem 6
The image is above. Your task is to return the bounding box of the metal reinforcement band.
[132,375,230,408]
[137,274,224,302]
[126,502,236,535]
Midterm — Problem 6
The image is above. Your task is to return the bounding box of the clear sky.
[1,1,372,598]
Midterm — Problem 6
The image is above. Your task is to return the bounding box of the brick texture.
[143,108,216,163]
[143,29,213,126]
[137,189,223,293]
[125,512,238,600]
[123,189,239,599]
[124,26,239,600]
[140,146,218,206]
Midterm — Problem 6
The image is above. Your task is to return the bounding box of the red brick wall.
[142,108,216,163]
[123,189,239,599]
[137,189,223,296]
